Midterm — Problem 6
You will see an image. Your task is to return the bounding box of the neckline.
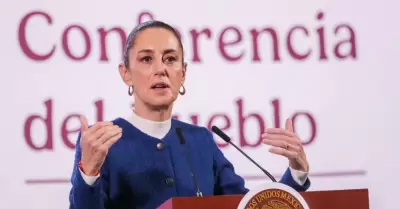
[116,117,177,142]
[127,111,171,139]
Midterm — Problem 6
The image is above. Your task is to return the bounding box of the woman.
[69,20,310,209]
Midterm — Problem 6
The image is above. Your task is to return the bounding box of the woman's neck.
[133,100,173,122]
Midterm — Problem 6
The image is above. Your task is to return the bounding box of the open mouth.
[151,82,170,89]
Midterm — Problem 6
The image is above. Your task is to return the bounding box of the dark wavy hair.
[123,20,184,67]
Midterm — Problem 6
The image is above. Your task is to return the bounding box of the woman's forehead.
[133,28,181,52]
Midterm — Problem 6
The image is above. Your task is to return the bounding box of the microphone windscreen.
[211,126,231,142]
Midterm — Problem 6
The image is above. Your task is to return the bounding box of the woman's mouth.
[151,82,170,92]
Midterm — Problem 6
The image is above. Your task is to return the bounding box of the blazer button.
[157,142,164,150]
[165,177,175,186]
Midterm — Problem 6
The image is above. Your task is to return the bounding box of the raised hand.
[79,116,122,176]
[262,118,309,172]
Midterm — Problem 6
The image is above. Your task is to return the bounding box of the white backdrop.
[1,0,399,208]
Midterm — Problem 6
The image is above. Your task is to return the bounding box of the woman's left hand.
[262,118,309,172]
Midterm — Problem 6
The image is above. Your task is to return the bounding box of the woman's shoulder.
[107,117,213,137]
[172,118,201,128]
[172,118,211,135]
[110,117,132,128]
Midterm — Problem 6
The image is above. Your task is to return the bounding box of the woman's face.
[119,27,186,109]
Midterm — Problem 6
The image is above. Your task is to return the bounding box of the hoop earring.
[128,85,134,96]
[179,84,186,95]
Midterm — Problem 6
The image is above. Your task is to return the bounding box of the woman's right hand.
[79,116,122,176]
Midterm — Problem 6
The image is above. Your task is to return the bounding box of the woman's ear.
[118,63,133,86]
[182,62,187,84]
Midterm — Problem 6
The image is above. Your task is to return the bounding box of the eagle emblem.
[261,199,293,209]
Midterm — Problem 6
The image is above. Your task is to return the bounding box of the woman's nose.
[152,59,166,75]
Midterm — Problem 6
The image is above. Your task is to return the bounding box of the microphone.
[175,128,203,197]
[211,126,277,182]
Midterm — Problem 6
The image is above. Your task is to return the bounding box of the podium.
[158,189,369,209]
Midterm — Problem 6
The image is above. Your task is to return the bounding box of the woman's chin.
[148,96,176,108]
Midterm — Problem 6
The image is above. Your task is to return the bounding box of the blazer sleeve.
[279,168,311,192]
[202,128,249,195]
[69,133,109,209]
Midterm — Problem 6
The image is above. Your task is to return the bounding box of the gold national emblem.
[244,189,305,209]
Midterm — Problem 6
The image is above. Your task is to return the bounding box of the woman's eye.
[141,56,152,63]
[165,57,177,63]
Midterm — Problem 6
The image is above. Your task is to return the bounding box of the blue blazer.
[69,118,310,209]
